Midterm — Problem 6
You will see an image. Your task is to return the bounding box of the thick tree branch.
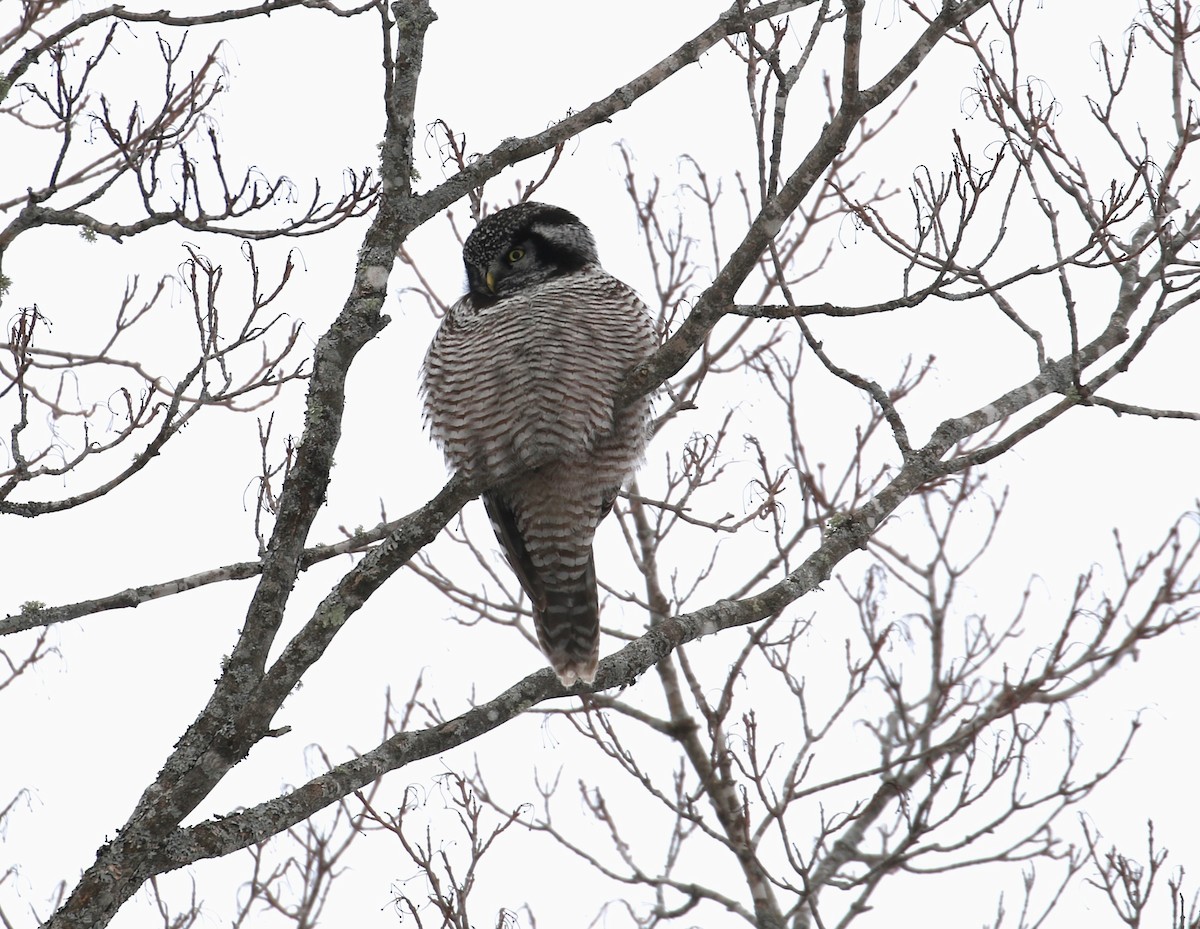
[41,3,437,925]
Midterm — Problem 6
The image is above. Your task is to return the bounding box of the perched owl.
[422,202,656,686]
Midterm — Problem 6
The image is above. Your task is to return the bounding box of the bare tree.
[3,1,1199,927]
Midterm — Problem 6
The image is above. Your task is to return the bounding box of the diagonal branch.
[616,0,991,409]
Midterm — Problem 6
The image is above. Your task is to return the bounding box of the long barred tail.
[483,491,603,686]
[534,558,600,687]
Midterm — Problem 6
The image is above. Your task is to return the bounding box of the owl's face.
[461,202,599,300]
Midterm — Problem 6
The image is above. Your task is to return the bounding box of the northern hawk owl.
[422,202,656,686]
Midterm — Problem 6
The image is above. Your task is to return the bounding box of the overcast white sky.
[3,1,1198,927]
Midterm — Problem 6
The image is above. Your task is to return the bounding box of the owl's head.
[461,202,599,300]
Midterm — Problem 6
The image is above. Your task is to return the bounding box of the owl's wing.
[598,488,620,523]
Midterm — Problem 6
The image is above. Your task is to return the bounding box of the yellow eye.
[506,247,525,263]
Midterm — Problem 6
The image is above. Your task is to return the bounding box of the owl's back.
[423,265,655,484]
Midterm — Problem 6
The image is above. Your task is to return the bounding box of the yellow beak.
[485,270,496,293]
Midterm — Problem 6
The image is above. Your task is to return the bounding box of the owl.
[422,202,656,686]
